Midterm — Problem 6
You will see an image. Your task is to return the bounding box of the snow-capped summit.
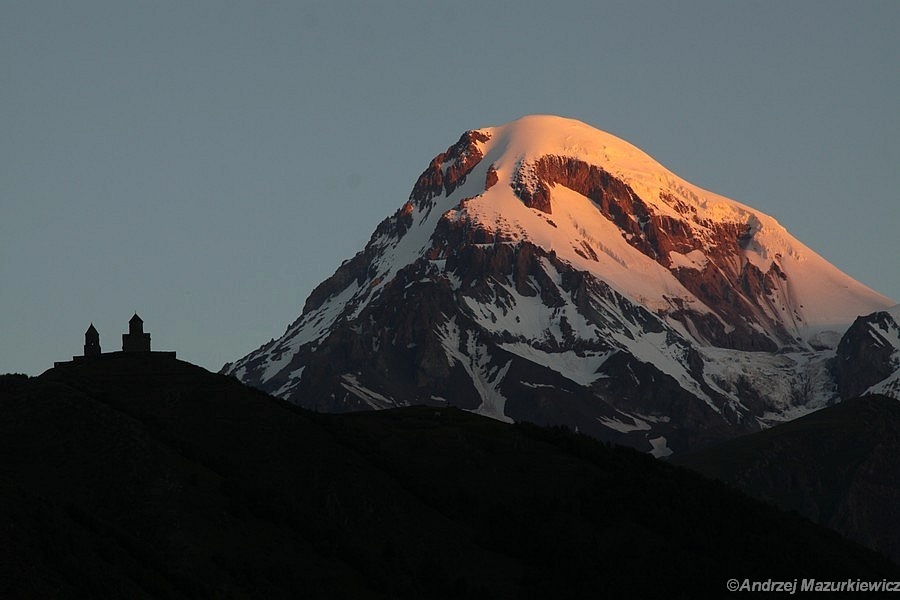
[415,115,889,347]
[224,115,895,454]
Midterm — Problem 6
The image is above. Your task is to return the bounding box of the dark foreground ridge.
[674,394,900,565]
[1,354,896,598]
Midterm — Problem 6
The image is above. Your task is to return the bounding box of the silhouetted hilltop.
[1,354,896,598]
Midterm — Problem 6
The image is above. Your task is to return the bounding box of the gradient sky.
[2,1,898,376]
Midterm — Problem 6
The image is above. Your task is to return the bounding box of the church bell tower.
[84,323,101,357]
[122,313,151,352]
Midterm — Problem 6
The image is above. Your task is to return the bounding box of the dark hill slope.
[674,394,900,564]
[1,355,896,599]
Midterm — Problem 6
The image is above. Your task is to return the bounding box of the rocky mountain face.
[834,306,900,399]
[224,115,896,455]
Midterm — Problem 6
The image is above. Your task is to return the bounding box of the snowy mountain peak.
[224,115,895,454]
[398,115,892,349]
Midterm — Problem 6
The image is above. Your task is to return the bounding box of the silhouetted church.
[122,313,151,352]
[55,313,175,366]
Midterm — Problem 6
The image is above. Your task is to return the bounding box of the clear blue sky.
[2,1,898,376]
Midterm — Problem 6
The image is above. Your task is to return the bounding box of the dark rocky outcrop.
[484,163,499,190]
[834,311,900,398]
[409,130,490,211]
